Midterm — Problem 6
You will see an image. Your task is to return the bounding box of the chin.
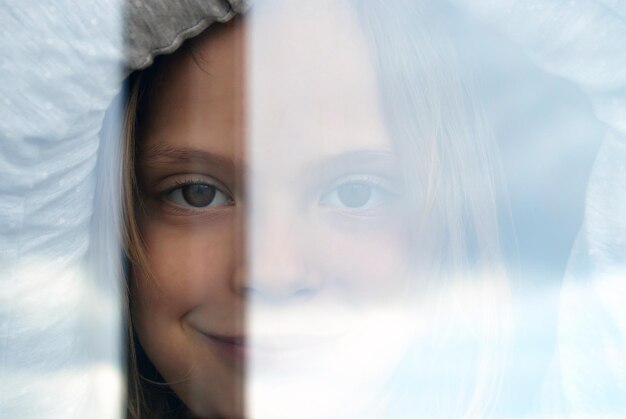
[182,391,245,419]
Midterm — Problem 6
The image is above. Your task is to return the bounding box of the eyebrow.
[139,145,398,186]
[139,144,242,173]
[309,150,399,177]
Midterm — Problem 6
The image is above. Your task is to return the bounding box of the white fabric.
[448,0,626,414]
[0,1,124,418]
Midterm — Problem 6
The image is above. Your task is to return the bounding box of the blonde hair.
[122,66,187,419]
[353,0,511,415]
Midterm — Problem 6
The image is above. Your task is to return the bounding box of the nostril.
[293,288,316,300]
[243,282,317,304]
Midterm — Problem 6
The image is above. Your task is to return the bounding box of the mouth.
[200,331,343,361]
[201,332,247,362]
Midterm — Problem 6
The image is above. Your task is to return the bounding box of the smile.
[200,332,247,362]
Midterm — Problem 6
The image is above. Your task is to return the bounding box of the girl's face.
[133,3,417,417]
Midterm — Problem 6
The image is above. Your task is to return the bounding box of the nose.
[244,198,322,305]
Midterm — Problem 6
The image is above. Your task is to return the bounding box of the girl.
[120,0,509,417]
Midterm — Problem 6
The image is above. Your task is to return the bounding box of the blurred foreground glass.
[2,0,626,418]
[245,1,509,417]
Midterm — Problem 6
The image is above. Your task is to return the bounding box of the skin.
[133,18,247,418]
[132,3,415,418]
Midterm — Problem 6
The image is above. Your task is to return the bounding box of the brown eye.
[337,184,372,208]
[182,184,217,207]
[167,183,231,208]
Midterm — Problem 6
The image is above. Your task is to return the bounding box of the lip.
[201,332,246,362]
[198,329,347,365]
[250,334,344,351]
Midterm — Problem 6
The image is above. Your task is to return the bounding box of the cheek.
[131,217,235,355]
[130,214,244,416]
[135,216,237,310]
[312,220,413,300]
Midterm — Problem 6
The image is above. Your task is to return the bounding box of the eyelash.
[319,174,398,213]
[157,174,397,215]
[161,177,234,210]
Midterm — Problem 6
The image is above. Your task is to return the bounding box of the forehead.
[141,2,390,169]
[248,1,390,162]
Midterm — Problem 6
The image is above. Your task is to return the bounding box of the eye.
[166,183,231,208]
[319,177,396,211]
[335,183,373,208]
